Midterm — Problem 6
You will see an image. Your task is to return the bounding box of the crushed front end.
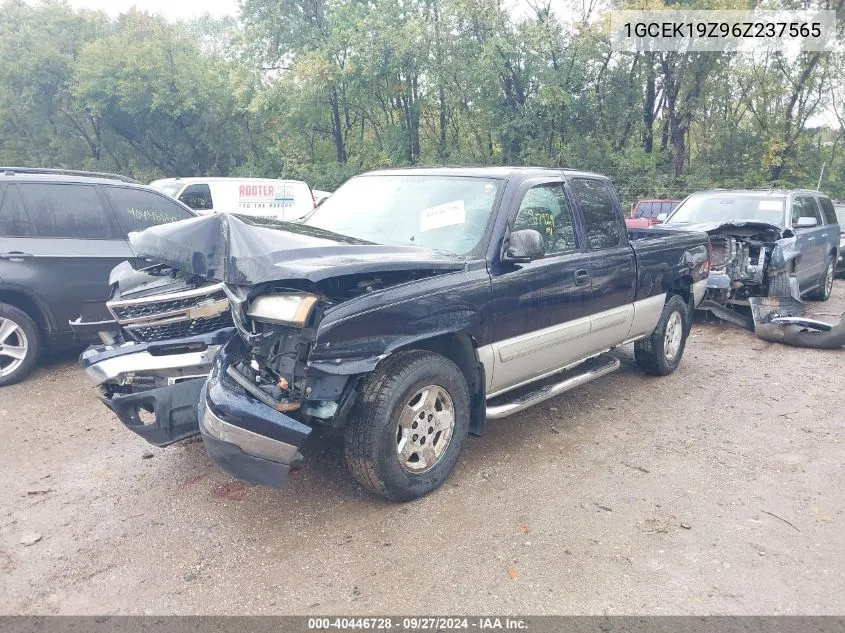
[77,263,236,445]
[697,222,800,329]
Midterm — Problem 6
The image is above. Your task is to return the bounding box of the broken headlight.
[247,293,318,327]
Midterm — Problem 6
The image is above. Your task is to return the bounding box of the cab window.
[513,183,578,256]
[572,178,623,250]
[178,183,214,210]
[792,196,822,226]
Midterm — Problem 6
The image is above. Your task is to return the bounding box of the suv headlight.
[247,293,318,326]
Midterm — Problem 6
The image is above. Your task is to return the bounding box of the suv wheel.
[344,350,470,501]
[807,256,835,301]
[634,294,690,376]
[0,303,40,387]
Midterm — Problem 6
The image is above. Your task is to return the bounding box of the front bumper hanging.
[198,339,313,487]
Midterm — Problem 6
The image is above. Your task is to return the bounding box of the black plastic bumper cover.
[198,339,312,488]
[104,378,204,446]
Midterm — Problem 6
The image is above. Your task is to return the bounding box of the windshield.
[152,182,184,198]
[303,175,503,256]
[667,193,787,226]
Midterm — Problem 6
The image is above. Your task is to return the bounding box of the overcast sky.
[67,0,241,20]
[65,0,545,21]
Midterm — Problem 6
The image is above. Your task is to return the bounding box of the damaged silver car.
[662,189,840,334]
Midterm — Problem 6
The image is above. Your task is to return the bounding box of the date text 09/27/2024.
[307,617,528,630]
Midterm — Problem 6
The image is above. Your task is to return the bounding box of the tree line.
[1,0,844,207]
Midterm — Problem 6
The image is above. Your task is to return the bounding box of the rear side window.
[636,202,654,218]
[0,186,36,237]
[17,183,119,239]
[178,183,213,210]
[572,178,623,250]
[106,187,194,235]
[817,197,837,225]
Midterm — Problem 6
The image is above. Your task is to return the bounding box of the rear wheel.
[0,303,40,387]
[634,294,689,377]
[344,350,470,501]
[806,257,835,301]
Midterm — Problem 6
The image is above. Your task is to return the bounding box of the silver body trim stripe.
[480,294,666,399]
[201,404,300,464]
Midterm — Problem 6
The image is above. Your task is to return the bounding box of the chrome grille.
[108,283,233,343]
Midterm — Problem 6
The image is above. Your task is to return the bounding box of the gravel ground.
[1,282,844,615]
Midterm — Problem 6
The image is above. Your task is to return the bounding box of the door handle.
[0,252,34,261]
[574,269,590,286]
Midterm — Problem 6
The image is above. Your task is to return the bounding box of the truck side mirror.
[656,213,668,223]
[795,216,818,228]
[504,229,545,263]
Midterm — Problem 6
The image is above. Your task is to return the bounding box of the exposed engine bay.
[696,222,843,348]
[701,222,791,306]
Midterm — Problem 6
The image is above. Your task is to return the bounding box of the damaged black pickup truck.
[79,168,710,501]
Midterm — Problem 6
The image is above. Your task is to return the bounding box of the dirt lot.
[1,283,844,615]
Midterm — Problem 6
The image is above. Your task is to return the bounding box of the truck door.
[488,179,592,395]
[569,177,637,351]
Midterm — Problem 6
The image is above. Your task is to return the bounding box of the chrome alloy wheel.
[0,317,28,378]
[396,385,455,473]
[824,261,834,297]
[664,311,683,361]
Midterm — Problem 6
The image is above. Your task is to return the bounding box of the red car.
[626,199,682,229]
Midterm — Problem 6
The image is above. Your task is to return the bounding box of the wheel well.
[669,275,692,305]
[0,291,48,332]
[399,332,486,436]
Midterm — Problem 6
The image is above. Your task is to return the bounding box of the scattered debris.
[622,462,650,474]
[680,522,692,530]
[141,450,154,459]
[549,427,560,434]
[507,566,521,580]
[20,532,42,546]
[26,489,53,496]
[761,510,800,532]
[594,503,613,513]
[519,523,530,533]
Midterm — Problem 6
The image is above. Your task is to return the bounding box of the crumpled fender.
[769,235,800,270]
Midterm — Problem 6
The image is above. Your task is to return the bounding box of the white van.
[149,177,316,221]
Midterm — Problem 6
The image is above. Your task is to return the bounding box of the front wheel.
[806,257,835,301]
[0,303,40,387]
[634,294,690,377]
[344,350,470,501]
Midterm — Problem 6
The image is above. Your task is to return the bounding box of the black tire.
[806,256,835,301]
[634,294,689,377]
[344,350,470,502]
[0,303,40,387]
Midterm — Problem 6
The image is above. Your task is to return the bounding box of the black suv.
[0,167,196,386]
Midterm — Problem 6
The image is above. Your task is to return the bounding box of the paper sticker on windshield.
[420,201,466,232]
[758,200,783,211]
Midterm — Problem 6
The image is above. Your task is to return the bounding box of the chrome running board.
[486,356,621,420]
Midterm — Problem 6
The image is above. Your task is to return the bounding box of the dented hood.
[129,213,465,286]
[666,220,785,241]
